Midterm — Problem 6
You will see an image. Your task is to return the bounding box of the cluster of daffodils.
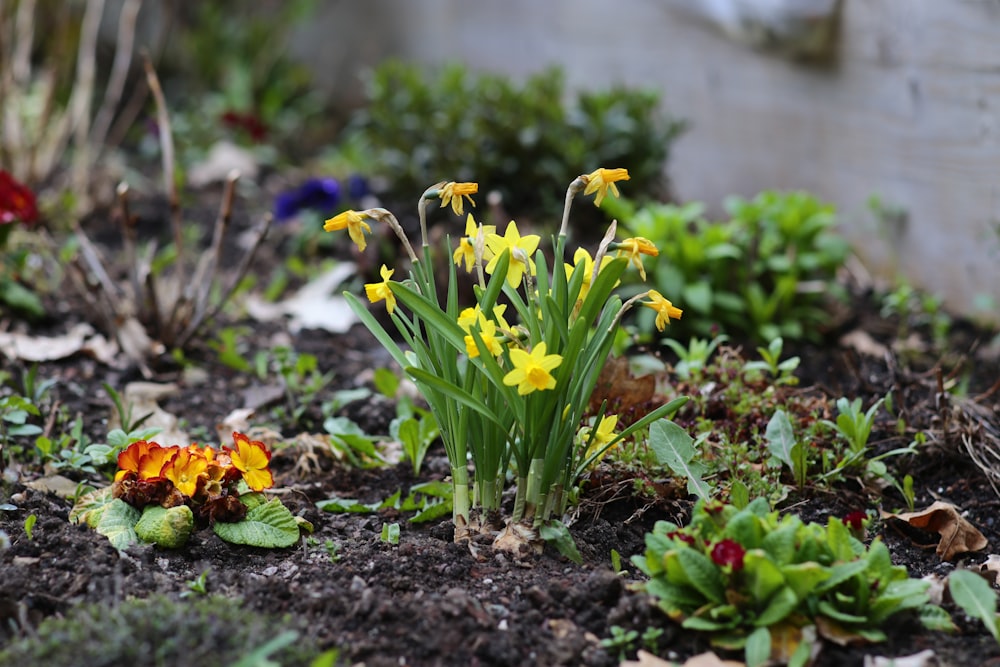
[326,168,684,539]
[112,432,274,524]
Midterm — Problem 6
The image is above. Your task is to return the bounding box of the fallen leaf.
[25,474,85,498]
[980,554,1000,585]
[839,329,889,358]
[111,382,188,446]
[245,262,359,333]
[816,615,871,646]
[187,140,258,187]
[863,649,936,667]
[618,650,675,667]
[882,501,988,561]
[0,323,92,362]
[922,573,947,605]
[216,408,257,442]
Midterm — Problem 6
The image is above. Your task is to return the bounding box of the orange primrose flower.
[137,444,179,481]
[163,447,209,497]
[227,432,274,492]
[115,440,157,481]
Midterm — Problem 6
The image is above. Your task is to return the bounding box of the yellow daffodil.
[464,318,504,358]
[615,237,659,281]
[324,210,372,251]
[485,221,540,288]
[227,432,274,492]
[457,304,510,333]
[564,247,614,302]
[453,214,495,272]
[582,414,619,463]
[439,182,478,216]
[365,265,397,314]
[582,168,630,207]
[163,447,209,497]
[643,290,683,331]
[503,342,563,395]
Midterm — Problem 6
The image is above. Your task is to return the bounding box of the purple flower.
[273,177,344,222]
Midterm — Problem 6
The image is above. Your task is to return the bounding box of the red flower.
[0,170,39,225]
[220,110,268,142]
[667,530,696,546]
[710,539,746,571]
[843,511,867,532]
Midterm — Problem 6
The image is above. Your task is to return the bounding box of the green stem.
[512,475,528,522]
[452,464,470,540]
[523,457,545,525]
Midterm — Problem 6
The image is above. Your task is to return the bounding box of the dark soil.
[2,192,1000,667]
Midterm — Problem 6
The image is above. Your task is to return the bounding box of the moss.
[0,594,326,667]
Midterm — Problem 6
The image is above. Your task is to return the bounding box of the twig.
[141,54,183,270]
[116,183,143,306]
[71,221,124,303]
[176,214,273,348]
[89,0,141,151]
[68,0,105,205]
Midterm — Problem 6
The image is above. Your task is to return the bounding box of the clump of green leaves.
[609,191,849,342]
[634,499,950,666]
[0,595,333,667]
[340,61,683,219]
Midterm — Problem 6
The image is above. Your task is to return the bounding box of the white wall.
[295,0,1000,320]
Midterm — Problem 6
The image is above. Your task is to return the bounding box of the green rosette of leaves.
[633,499,953,667]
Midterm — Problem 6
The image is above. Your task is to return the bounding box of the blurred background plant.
[328,60,684,227]
[607,190,850,343]
[0,0,146,213]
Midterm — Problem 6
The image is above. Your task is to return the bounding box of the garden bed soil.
[2,194,1000,666]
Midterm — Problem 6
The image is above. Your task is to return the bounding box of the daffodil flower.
[324,210,372,251]
[457,303,510,333]
[365,264,397,314]
[227,432,274,492]
[485,221,540,288]
[464,318,504,358]
[614,236,659,280]
[564,247,615,302]
[582,414,619,463]
[439,182,479,216]
[582,168,630,207]
[453,214,495,272]
[642,290,683,331]
[503,342,563,395]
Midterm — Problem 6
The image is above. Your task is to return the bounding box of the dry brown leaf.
[863,649,936,667]
[839,329,889,358]
[111,382,188,445]
[980,554,1000,585]
[882,501,988,561]
[816,615,871,646]
[0,323,95,362]
[589,355,657,414]
[618,650,675,667]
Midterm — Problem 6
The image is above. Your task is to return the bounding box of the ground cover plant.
[3,9,1000,666]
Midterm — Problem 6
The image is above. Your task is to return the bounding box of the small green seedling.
[742,337,800,385]
[663,335,729,381]
[380,522,400,545]
[181,570,210,598]
[23,514,36,540]
[600,626,639,662]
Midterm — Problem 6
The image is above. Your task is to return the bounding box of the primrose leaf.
[648,420,711,500]
[213,498,300,548]
[675,547,725,604]
[754,585,799,627]
[765,410,796,469]
[744,549,785,602]
[948,569,1000,642]
[539,520,582,565]
[69,485,116,527]
[744,626,771,667]
[95,499,141,551]
[134,504,194,549]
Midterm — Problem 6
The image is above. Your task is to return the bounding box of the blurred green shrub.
[340,60,684,220]
[608,190,850,342]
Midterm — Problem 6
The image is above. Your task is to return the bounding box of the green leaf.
[316,497,381,513]
[744,550,785,602]
[949,569,1000,642]
[539,520,582,564]
[745,626,771,667]
[675,548,725,604]
[754,585,799,626]
[69,485,116,527]
[134,505,194,549]
[213,498,300,548]
[95,499,141,551]
[380,522,400,544]
[918,604,957,633]
[765,410,796,469]
[782,562,832,600]
[648,420,711,500]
